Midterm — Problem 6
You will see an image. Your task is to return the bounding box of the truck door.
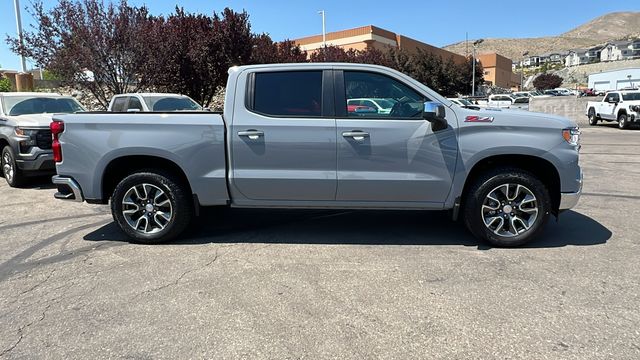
[334,70,458,205]
[601,93,618,120]
[230,69,337,201]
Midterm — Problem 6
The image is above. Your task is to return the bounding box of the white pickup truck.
[586,90,640,129]
[108,93,203,112]
[482,95,529,111]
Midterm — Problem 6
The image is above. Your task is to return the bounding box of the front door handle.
[238,130,264,140]
[342,131,369,141]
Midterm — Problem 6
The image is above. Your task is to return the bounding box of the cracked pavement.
[0,126,639,359]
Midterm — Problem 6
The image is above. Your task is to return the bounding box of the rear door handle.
[342,131,369,141]
[238,130,264,140]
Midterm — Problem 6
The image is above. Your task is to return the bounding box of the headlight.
[14,127,39,138]
[562,127,580,146]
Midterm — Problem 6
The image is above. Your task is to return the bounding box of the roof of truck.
[113,93,188,97]
[0,92,68,97]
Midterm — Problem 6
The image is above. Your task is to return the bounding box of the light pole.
[318,10,326,48]
[628,74,633,89]
[471,39,483,97]
[521,51,528,91]
[14,0,27,72]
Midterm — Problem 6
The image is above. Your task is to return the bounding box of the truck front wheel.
[588,108,598,126]
[111,171,193,243]
[2,146,25,187]
[463,168,551,247]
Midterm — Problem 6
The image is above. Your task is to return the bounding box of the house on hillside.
[523,55,541,67]
[565,46,602,67]
[539,52,568,64]
[600,40,640,62]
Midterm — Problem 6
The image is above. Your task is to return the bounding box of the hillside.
[444,12,640,61]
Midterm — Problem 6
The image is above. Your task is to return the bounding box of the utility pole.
[318,10,326,48]
[14,0,27,72]
[472,39,483,97]
[521,51,529,91]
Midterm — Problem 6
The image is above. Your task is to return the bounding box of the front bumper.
[16,152,55,172]
[52,175,84,202]
[559,169,583,210]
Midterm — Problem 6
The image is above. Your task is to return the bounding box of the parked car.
[0,92,85,187]
[543,90,562,96]
[513,91,551,98]
[108,93,203,112]
[51,63,582,247]
[346,98,397,115]
[447,98,480,110]
[486,94,529,110]
[553,88,577,96]
[586,90,640,129]
[580,88,597,97]
[487,94,514,108]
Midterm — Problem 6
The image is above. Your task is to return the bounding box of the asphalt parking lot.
[0,125,638,359]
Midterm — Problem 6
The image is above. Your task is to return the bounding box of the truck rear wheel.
[111,171,193,243]
[2,146,25,188]
[588,108,598,126]
[463,168,551,247]
[618,113,629,129]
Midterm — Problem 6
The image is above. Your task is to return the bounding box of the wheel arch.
[101,155,193,204]
[460,154,561,215]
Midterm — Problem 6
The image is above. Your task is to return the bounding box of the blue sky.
[1,0,638,70]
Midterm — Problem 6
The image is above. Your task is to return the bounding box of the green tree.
[533,73,563,90]
[0,76,11,92]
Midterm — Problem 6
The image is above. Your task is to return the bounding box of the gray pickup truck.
[0,92,85,186]
[51,63,583,247]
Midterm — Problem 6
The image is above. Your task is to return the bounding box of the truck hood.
[7,113,55,128]
[473,107,577,129]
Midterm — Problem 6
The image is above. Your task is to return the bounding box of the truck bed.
[54,112,229,205]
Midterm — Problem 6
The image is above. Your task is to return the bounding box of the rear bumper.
[559,169,583,210]
[52,175,84,202]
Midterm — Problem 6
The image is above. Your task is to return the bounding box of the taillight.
[50,120,65,162]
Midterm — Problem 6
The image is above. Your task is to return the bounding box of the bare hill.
[444,12,640,61]
[562,12,640,41]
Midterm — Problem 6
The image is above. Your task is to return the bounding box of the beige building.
[477,53,521,89]
[293,25,467,64]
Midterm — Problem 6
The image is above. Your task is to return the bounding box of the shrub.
[0,76,11,92]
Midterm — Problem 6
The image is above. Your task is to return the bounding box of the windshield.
[3,96,85,116]
[143,96,202,111]
[622,93,640,101]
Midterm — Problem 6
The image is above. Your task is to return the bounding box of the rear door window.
[112,97,127,112]
[251,71,323,117]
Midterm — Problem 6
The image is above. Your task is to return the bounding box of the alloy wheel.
[121,183,173,234]
[2,152,14,184]
[481,183,539,237]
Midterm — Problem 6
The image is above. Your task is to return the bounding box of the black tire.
[618,113,629,130]
[110,170,193,244]
[462,167,551,247]
[588,108,598,126]
[1,146,25,187]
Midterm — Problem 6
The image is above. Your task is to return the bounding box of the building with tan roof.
[293,25,467,64]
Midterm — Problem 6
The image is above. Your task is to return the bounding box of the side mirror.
[607,98,618,104]
[423,101,447,130]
